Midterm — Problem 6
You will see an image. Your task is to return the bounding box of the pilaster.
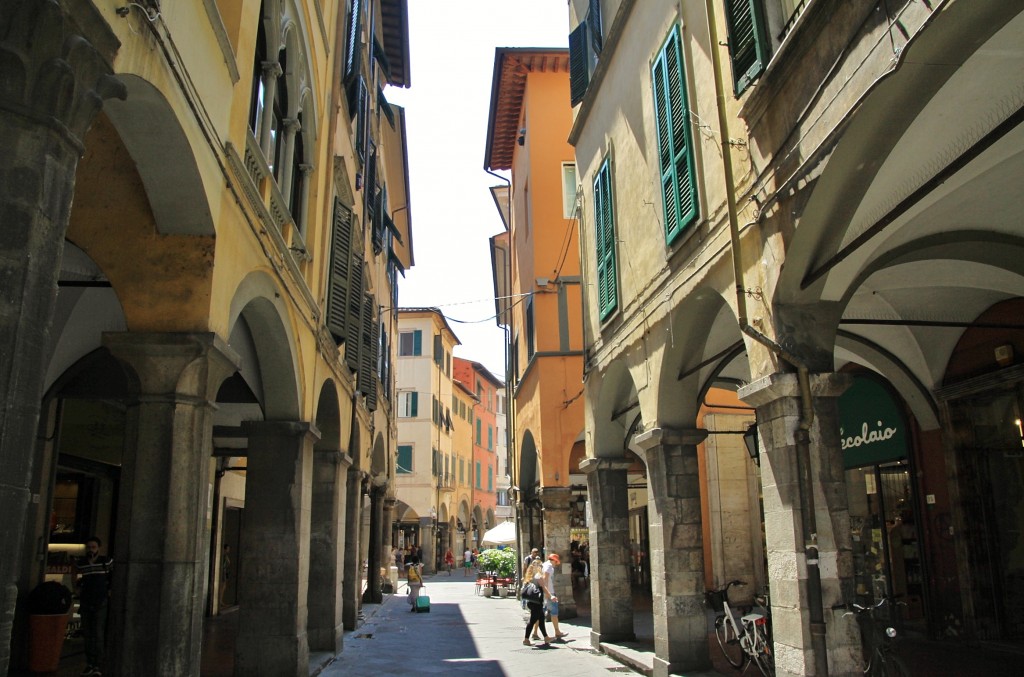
[632,426,711,677]
[581,457,635,647]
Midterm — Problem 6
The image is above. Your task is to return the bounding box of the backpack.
[521,581,543,603]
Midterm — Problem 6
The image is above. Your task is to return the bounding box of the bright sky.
[386,1,569,379]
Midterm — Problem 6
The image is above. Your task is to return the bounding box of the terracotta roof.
[484,48,569,171]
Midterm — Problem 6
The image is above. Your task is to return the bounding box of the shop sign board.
[839,376,908,468]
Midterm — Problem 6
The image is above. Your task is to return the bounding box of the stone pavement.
[318,574,657,677]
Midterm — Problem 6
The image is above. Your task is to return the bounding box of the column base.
[652,654,711,677]
[590,629,636,651]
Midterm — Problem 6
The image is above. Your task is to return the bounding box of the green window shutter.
[353,77,368,162]
[487,426,493,450]
[397,445,412,473]
[593,158,618,320]
[366,302,379,410]
[488,467,493,492]
[568,21,590,107]
[410,392,418,417]
[345,263,363,372]
[358,295,377,408]
[724,0,769,95]
[476,419,482,445]
[652,25,699,244]
[327,199,353,342]
[476,462,481,488]
[413,329,422,356]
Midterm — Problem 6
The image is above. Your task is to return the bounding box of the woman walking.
[521,560,549,645]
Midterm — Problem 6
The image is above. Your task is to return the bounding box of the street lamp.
[743,423,760,465]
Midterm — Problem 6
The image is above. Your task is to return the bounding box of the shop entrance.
[947,385,1024,641]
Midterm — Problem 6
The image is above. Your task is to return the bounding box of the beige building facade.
[568,0,1024,676]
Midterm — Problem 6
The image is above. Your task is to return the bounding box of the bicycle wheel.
[751,630,775,676]
[715,616,746,668]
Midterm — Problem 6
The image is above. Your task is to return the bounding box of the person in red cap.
[542,552,568,640]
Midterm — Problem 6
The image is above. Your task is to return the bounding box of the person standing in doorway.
[542,552,568,640]
[76,536,113,676]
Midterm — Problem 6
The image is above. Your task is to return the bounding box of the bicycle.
[834,596,909,677]
[706,579,775,676]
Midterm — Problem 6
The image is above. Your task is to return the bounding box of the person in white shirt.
[542,553,568,639]
[463,548,473,577]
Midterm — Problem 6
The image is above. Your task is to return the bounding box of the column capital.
[580,456,633,474]
[0,0,126,149]
[243,419,322,443]
[283,117,301,133]
[104,331,240,397]
[632,426,707,451]
[738,371,851,407]
[262,60,283,77]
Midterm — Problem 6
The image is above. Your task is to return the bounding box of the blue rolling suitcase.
[415,592,430,613]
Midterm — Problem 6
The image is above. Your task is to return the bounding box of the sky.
[386,1,569,379]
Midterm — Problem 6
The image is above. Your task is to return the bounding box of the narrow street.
[319,574,646,677]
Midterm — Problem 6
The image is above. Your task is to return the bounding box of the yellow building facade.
[0,0,412,674]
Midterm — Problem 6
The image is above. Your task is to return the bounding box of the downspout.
[703,3,828,675]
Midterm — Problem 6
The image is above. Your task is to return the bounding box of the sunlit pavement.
[318,575,637,677]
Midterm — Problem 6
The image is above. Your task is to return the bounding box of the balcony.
[437,472,455,492]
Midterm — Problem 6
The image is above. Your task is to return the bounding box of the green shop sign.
[838,376,908,469]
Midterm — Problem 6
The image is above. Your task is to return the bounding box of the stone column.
[382,496,396,570]
[307,449,352,653]
[341,469,364,630]
[420,516,436,575]
[104,333,239,676]
[235,420,320,677]
[739,372,860,677]
[581,457,635,647]
[362,485,385,603]
[540,486,576,619]
[632,427,710,677]
[0,3,124,671]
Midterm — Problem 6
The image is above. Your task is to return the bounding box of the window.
[487,426,493,451]
[652,25,699,244]
[459,458,464,484]
[561,162,578,218]
[724,0,770,95]
[568,0,603,106]
[593,157,618,319]
[399,330,422,356]
[326,200,354,344]
[476,419,482,445]
[476,462,481,489]
[487,389,493,412]
[525,298,535,358]
[397,445,412,474]
[432,396,439,425]
[488,466,493,492]
[497,394,505,415]
[399,392,418,417]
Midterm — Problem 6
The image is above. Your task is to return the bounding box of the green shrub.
[477,548,516,578]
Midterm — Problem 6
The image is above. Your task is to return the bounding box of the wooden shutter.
[355,77,369,162]
[724,0,769,95]
[589,0,603,54]
[413,329,422,356]
[568,21,590,107]
[345,263,363,371]
[410,392,418,417]
[652,26,699,244]
[344,0,362,83]
[359,294,377,408]
[593,159,617,320]
[433,334,442,364]
[327,199,353,342]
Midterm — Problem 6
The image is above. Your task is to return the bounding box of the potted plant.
[477,548,517,597]
[27,581,73,673]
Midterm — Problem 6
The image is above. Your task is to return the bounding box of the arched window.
[248,19,267,135]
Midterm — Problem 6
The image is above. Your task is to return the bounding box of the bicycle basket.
[705,589,726,613]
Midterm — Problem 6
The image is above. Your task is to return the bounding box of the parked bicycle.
[706,579,774,676]
[835,596,909,677]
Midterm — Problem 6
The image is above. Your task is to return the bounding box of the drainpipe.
[703,3,829,675]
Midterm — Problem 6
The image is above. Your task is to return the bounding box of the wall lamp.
[743,423,760,465]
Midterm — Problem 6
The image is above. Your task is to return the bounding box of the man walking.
[76,537,113,676]
[542,552,568,640]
